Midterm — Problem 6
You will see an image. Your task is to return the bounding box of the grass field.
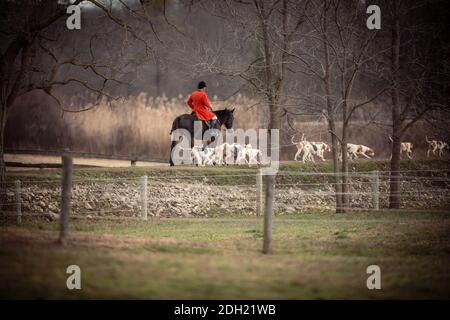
[1,159,449,299]
[1,211,450,299]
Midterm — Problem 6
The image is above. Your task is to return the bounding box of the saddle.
[190,112,199,121]
[190,112,218,129]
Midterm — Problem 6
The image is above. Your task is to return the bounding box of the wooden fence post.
[15,180,21,224]
[262,173,275,254]
[256,169,263,217]
[59,154,73,246]
[372,170,380,210]
[141,175,148,220]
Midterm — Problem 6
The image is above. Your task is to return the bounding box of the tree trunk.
[258,0,280,254]
[340,138,349,212]
[322,8,343,213]
[389,0,402,209]
[328,118,343,213]
[0,107,7,211]
[341,100,349,213]
[389,133,402,209]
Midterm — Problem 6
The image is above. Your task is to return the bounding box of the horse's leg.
[169,140,177,166]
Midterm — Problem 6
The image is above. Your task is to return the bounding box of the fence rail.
[2,163,449,226]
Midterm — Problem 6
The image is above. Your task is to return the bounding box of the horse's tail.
[170,117,180,135]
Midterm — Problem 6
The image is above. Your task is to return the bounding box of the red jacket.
[187,91,215,121]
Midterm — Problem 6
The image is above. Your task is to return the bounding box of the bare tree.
[384,0,449,209]
[0,0,161,206]
[287,0,385,212]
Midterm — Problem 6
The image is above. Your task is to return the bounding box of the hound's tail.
[291,134,301,145]
[425,135,431,144]
[291,135,297,145]
[291,133,306,145]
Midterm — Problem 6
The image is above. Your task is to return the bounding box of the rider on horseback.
[187,81,219,129]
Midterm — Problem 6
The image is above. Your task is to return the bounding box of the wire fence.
[1,167,449,224]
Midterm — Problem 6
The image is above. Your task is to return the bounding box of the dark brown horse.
[169,108,235,166]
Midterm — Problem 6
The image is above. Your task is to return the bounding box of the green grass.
[2,160,449,299]
[1,211,450,299]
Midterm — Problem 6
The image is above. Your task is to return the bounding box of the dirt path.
[5,153,168,169]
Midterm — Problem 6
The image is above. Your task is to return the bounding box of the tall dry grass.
[63,93,263,161]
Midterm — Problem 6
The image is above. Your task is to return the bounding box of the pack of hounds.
[186,135,448,166]
[188,143,262,167]
[291,134,449,163]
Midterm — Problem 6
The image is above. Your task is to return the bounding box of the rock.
[43,212,58,221]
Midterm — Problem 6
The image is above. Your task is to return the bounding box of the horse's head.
[215,108,235,130]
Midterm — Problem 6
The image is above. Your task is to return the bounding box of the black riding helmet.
[198,81,207,89]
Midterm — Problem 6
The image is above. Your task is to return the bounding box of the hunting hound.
[191,146,206,166]
[233,143,248,165]
[426,136,449,158]
[245,144,262,166]
[292,135,314,163]
[203,143,232,166]
[345,143,375,161]
[291,135,331,162]
[234,143,261,166]
[310,141,331,161]
[389,136,413,159]
[185,145,214,166]
[400,142,413,159]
